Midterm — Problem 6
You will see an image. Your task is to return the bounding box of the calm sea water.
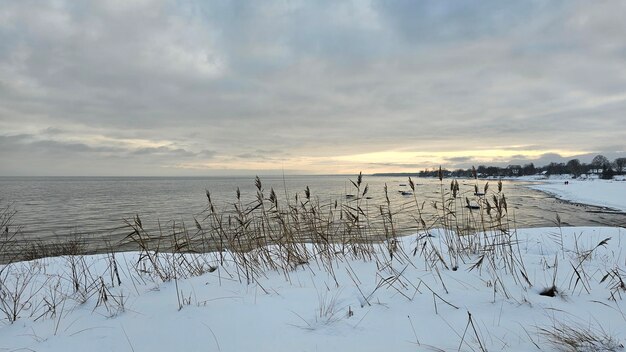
[1,175,625,251]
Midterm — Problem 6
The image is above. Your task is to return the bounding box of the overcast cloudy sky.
[1,0,625,176]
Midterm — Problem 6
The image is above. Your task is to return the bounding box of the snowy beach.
[1,226,624,351]
[527,177,626,212]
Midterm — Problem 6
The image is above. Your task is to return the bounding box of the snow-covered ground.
[526,177,626,212]
[1,226,625,352]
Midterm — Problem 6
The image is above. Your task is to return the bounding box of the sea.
[1,175,625,254]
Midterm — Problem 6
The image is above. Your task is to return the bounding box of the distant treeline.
[373,155,626,180]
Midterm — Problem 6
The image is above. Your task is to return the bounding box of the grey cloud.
[0,132,222,176]
[198,149,217,158]
[235,149,288,160]
[0,134,115,154]
[1,0,625,175]
[42,127,65,135]
[236,153,263,160]
[367,162,423,168]
[445,157,473,163]
[132,146,195,158]
[374,1,556,44]
[0,134,33,146]
[0,133,210,161]
[29,140,116,154]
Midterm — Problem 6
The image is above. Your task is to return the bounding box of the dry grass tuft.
[539,322,624,352]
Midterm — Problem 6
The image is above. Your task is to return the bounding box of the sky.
[0,0,625,176]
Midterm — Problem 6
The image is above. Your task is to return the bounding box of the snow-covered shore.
[1,226,625,352]
[523,176,626,212]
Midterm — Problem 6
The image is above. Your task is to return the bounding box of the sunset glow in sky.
[1,1,624,175]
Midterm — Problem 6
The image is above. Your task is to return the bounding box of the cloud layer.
[1,0,625,175]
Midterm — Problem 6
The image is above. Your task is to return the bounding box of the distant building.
[507,165,522,176]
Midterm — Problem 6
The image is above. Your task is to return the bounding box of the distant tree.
[592,155,610,169]
[580,161,592,174]
[546,162,566,175]
[486,166,500,177]
[614,157,626,174]
[566,159,582,177]
[589,155,610,175]
[452,168,471,178]
[522,163,536,176]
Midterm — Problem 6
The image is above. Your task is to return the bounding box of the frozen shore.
[521,175,626,212]
[1,226,625,351]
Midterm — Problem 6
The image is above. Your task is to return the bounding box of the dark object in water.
[465,197,480,210]
[399,183,407,186]
[401,191,413,196]
[346,194,355,199]
[474,192,485,196]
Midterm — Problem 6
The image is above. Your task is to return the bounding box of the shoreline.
[514,176,626,213]
[2,175,624,264]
